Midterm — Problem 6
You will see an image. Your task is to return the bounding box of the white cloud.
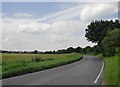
[18,22,50,34]
[13,13,32,18]
[2,17,92,51]
[2,2,117,51]
[38,3,117,23]
[4,38,8,42]
[38,17,48,22]
[80,3,117,22]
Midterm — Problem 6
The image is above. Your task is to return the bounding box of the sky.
[1,2,118,51]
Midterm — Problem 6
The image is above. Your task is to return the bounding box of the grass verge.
[104,55,118,85]
[2,53,82,79]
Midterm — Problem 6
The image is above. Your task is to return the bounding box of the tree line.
[0,46,97,54]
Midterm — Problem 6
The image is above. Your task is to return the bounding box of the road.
[2,56,104,85]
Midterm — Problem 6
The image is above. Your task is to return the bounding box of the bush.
[102,29,120,57]
[32,58,42,62]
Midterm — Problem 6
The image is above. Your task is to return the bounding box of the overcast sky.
[1,2,118,51]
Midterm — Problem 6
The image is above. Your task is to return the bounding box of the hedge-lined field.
[2,53,82,79]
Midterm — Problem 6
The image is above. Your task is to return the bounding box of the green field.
[104,55,118,85]
[2,53,82,78]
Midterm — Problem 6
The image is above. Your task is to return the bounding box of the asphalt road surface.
[2,56,104,85]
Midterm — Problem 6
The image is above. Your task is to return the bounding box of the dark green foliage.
[56,49,67,54]
[85,20,120,43]
[85,20,120,56]
[92,45,101,55]
[33,50,38,54]
[74,47,82,53]
[102,29,120,57]
[84,46,92,54]
[66,47,75,53]
[115,47,120,54]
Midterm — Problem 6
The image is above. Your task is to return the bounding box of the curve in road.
[2,56,104,85]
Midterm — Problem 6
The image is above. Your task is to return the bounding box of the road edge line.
[94,60,104,84]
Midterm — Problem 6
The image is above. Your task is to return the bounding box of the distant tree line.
[1,46,99,54]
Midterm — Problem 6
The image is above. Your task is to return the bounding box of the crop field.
[2,53,82,78]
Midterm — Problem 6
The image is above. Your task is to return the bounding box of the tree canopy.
[85,20,120,44]
[85,20,120,56]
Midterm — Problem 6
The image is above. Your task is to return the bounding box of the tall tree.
[85,20,120,44]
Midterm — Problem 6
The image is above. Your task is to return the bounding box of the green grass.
[105,55,118,85]
[2,53,82,79]
[96,54,104,59]
[0,54,1,78]
[0,65,1,78]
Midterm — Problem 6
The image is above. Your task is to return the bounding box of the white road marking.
[94,61,104,84]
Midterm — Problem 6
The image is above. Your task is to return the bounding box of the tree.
[85,20,120,44]
[102,29,120,56]
[85,46,92,53]
[56,49,67,54]
[74,47,82,53]
[34,50,38,54]
[92,45,101,55]
[66,47,75,53]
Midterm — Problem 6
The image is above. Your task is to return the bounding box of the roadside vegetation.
[2,53,82,79]
[104,55,118,85]
[85,20,119,85]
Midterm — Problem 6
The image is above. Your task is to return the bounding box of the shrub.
[32,58,42,62]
